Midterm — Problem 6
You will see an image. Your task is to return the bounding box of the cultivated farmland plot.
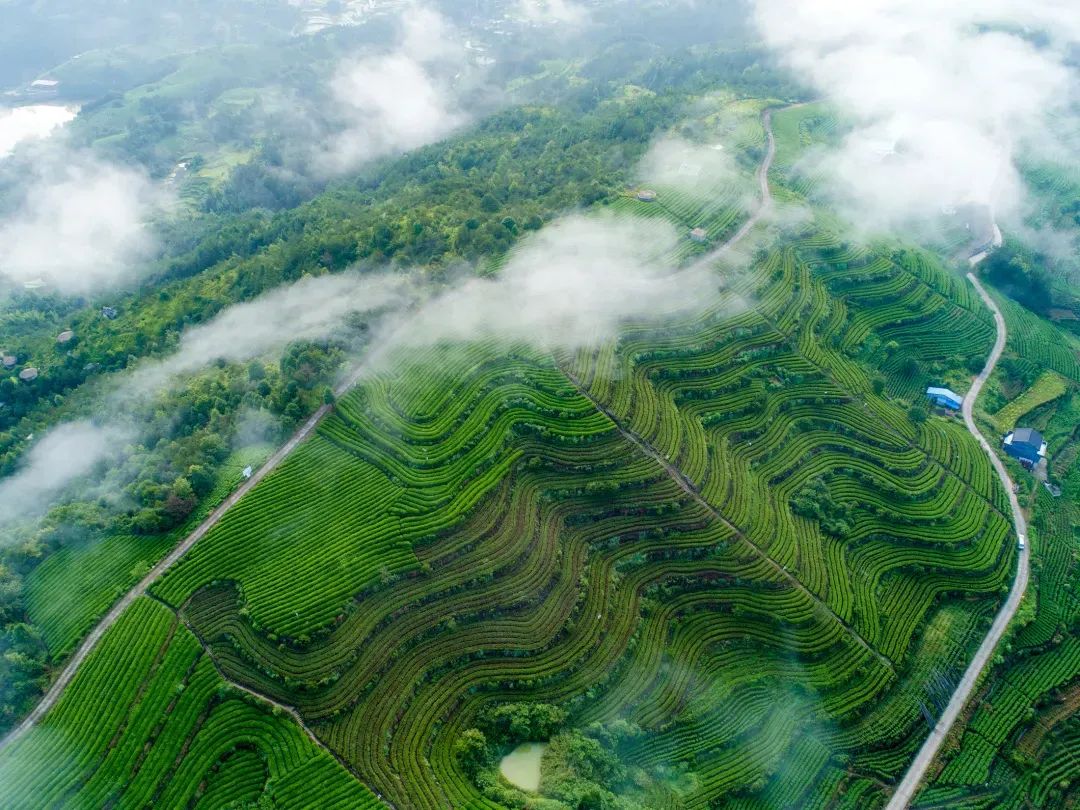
[3,97,1072,809]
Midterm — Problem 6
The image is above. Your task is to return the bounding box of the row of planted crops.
[0,597,380,809]
[130,217,1016,807]
[0,99,1052,808]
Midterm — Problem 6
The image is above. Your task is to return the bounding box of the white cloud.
[387,214,718,355]
[128,272,412,394]
[0,421,130,529]
[753,0,1080,233]
[0,152,166,294]
[636,135,745,199]
[314,5,467,175]
[0,105,78,160]
[400,3,461,64]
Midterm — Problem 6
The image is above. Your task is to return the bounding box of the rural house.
[1002,427,1047,469]
[926,386,962,410]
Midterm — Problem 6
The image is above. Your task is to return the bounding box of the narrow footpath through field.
[702,107,778,261]
[885,273,1031,808]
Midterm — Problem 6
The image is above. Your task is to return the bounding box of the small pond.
[499,742,547,793]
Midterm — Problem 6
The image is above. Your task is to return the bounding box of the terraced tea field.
[0,597,379,809]
[915,295,1080,809]
[152,232,1016,806]
[0,102,1048,808]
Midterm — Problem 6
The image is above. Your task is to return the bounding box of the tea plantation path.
[886,273,1031,809]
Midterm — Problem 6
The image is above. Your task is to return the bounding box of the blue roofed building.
[1002,427,1047,469]
[926,386,963,410]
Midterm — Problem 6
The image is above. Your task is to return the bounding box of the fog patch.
[0,105,79,160]
[313,4,468,176]
[517,0,591,26]
[0,422,131,531]
[127,272,412,396]
[753,0,1079,235]
[387,214,717,356]
[637,136,746,200]
[0,150,167,295]
[231,408,283,451]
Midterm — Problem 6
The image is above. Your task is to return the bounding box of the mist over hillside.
[0,2,1077,808]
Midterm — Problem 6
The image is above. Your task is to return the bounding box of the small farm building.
[57,330,74,344]
[101,306,118,320]
[1003,427,1047,468]
[636,190,658,203]
[2,354,15,369]
[926,386,962,410]
[690,228,708,243]
[19,367,39,382]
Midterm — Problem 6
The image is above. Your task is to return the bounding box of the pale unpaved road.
[886,273,1030,809]
[0,400,335,752]
[705,107,779,259]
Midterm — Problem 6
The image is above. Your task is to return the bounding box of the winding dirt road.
[886,273,1030,808]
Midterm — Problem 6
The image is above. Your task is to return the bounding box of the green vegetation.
[0,87,691,734]
[982,244,1056,317]
[991,370,1070,432]
[1,14,1077,807]
[0,596,378,809]
[141,180,1016,806]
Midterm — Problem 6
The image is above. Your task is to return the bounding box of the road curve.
[0,399,337,752]
[886,273,1030,809]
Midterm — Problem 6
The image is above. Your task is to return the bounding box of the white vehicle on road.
[1018,535,1026,550]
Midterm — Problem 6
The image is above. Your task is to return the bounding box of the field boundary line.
[885,273,1031,808]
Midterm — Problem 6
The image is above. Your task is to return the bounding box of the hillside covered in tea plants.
[3,97,1072,808]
